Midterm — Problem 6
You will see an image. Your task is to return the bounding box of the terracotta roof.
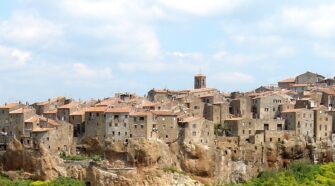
[179,116,201,123]
[0,103,20,109]
[151,110,177,116]
[321,88,335,95]
[281,108,305,113]
[105,107,131,113]
[189,88,217,93]
[289,84,308,87]
[58,102,79,109]
[24,115,60,126]
[278,77,295,83]
[225,117,243,121]
[70,110,85,116]
[95,98,120,107]
[141,101,159,107]
[25,116,40,123]
[85,107,107,112]
[43,109,57,114]
[130,111,152,116]
[35,96,65,106]
[32,128,52,133]
[10,108,34,114]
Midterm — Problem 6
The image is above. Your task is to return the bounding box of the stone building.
[178,117,214,146]
[252,94,288,119]
[320,88,335,109]
[281,108,314,139]
[229,96,252,118]
[43,109,57,120]
[225,118,285,144]
[278,77,295,89]
[32,96,66,115]
[204,101,230,125]
[69,109,86,138]
[128,111,154,139]
[152,110,178,143]
[0,103,25,135]
[194,74,206,89]
[9,107,36,141]
[23,116,73,154]
[84,107,107,142]
[313,106,333,141]
[105,107,131,143]
[57,101,82,122]
[295,71,325,84]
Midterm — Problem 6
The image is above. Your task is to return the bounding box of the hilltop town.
[1,71,335,185]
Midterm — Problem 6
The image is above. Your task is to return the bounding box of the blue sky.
[1,0,335,103]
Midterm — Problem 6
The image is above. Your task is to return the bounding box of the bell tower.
[194,74,206,89]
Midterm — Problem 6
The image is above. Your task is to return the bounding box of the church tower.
[194,74,206,89]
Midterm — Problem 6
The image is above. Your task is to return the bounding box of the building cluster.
[1,71,335,157]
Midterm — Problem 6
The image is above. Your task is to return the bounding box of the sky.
[1,0,335,103]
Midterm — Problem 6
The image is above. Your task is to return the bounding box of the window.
[96,113,100,117]
[124,123,126,127]
[134,125,137,129]
[125,132,127,135]
[325,125,328,130]
[130,134,132,138]
[320,125,322,131]
[141,125,144,129]
[114,115,119,119]
[125,115,128,118]
[153,124,156,129]
[112,131,115,136]
[243,130,245,134]
[109,123,112,127]
[118,132,120,136]
[264,124,269,130]
[270,138,272,142]
[192,131,196,136]
[139,117,145,121]
[193,124,196,128]
[249,130,251,134]
[115,123,118,127]
[303,113,306,118]
[166,135,168,138]
[297,122,300,128]
[47,137,49,141]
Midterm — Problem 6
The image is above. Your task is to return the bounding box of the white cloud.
[0,13,63,47]
[73,63,112,80]
[0,45,31,68]
[274,46,296,57]
[158,0,246,16]
[313,44,335,59]
[213,51,266,65]
[216,72,255,84]
[260,3,335,38]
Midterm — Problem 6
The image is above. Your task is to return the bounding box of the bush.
[228,160,335,186]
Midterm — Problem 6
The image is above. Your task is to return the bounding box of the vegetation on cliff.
[0,176,84,186]
[227,160,335,186]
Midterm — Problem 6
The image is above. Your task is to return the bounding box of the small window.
[141,125,144,129]
[118,132,120,136]
[192,131,196,136]
[115,123,118,127]
[166,135,168,138]
[124,123,127,127]
[109,123,112,127]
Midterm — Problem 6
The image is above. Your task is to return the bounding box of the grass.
[60,152,102,161]
[0,176,84,186]
[163,166,186,175]
[225,159,335,186]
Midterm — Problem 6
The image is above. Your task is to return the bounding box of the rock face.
[106,139,179,168]
[2,138,66,180]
